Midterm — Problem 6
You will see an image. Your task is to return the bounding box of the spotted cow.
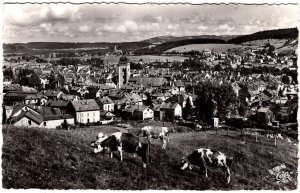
[180,148,233,183]
[92,132,149,168]
[137,126,170,149]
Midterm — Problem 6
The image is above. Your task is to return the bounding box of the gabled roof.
[165,94,185,104]
[43,114,73,121]
[44,90,62,97]
[71,99,100,112]
[160,102,180,110]
[49,100,70,108]
[10,104,26,117]
[97,96,114,105]
[129,77,167,87]
[123,105,151,112]
[257,107,271,113]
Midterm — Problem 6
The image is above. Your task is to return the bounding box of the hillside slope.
[2,126,298,190]
[228,28,298,44]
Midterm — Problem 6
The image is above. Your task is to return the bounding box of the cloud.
[140,23,160,32]
[117,20,138,33]
[198,25,208,31]
[5,4,79,27]
[79,25,91,32]
[218,24,235,32]
[167,24,179,30]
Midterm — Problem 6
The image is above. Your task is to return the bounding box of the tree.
[3,67,13,80]
[183,97,192,120]
[194,82,238,123]
[145,93,154,108]
[49,70,57,89]
[28,73,41,89]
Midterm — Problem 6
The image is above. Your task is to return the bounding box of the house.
[165,94,187,108]
[8,105,74,129]
[85,87,102,99]
[43,90,65,100]
[128,77,167,88]
[115,93,143,111]
[153,102,182,121]
[3,88,39,105]
[257,107,274,125]
[25,94,40,105]
[48,100,70,114]
[122,105,154,120]
[96,96,114,112]
[67,99,101,124]
[100,111,115,123]
[61,95,80,101]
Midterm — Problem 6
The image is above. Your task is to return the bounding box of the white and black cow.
[137,126,170,149]
[92,132,149,168]
[180,148,233,183]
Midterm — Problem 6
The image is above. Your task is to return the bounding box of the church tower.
[118,55,130,89]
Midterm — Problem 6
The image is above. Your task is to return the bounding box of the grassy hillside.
[165,44,242,53]
[2,125,298,190]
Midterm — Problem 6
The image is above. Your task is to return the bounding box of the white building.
[68,99,101,124]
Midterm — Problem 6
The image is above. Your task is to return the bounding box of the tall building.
[118,55,130,89]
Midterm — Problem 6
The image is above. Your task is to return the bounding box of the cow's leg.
[162,137,167,149]
[117,146,123,161]
[225,166,231,183]
[110,151,113,158]
[199,157,208,178]
[167,133,170,142]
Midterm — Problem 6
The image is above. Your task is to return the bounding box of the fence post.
[256,132,258,142]
[274,137,277,146]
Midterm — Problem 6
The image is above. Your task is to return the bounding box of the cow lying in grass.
[91,132,149,168]
[137,126,170,149]
[180,148,233,183]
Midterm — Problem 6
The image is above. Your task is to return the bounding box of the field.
[2,124,298,190]
[165,44,242,53]
[47,55,189,64]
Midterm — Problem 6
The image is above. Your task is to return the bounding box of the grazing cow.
[92,132,149,168]
[137,126,170,149]
[180,148,233,183]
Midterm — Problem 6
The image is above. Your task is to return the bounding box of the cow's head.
[90,141,105,153]
[180,157,192,170]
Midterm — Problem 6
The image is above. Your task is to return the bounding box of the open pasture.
[2,125,298,190]
[165,44,242,53]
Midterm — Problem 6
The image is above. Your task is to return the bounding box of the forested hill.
[227,28,298,44]
[4,41,151,51]
[134,38,227,55]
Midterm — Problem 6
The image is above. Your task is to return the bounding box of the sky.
[3,3,299,43]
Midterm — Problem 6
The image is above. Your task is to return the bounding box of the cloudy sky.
[3,3,298,43]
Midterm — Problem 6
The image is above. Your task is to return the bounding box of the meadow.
[2,124,298,190]
[165,44,242,53]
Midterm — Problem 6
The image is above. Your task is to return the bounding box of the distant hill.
[227,28,298,44]
[142,35,239,44]
[3,28,298,54]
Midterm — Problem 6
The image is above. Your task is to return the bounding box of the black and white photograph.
[1,0,299,190]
